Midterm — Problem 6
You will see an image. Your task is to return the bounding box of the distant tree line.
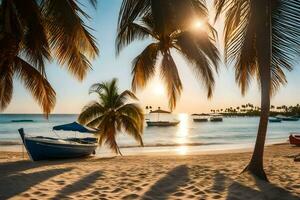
[211,103,300,117]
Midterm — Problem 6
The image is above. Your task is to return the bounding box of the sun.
[192,19,204,30]
[153,83,165,96]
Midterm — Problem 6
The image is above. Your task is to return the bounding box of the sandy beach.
[0,143,299,200]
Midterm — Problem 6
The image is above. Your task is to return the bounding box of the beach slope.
[0,143,299,200]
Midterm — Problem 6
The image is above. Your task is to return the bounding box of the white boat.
[146,108,180,127]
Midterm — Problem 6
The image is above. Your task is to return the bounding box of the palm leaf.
[14,57,56,116]
[0,64,14,111]
[42,0,99,80]
[160,52,182,110]
[175,32,218,98]
[78,101,105,125]
[116,22,153,55]
[131,42,159,91]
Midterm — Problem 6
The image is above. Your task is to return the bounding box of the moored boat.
[146,107,180,127]
[276,115,299,121]
[193,118,208,122]
[289,134,300,146]
[19,122,98,161]
[210,114,223,122]
[146,121,180,127]
[269,117,282,123]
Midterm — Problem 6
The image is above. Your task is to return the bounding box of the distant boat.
[210,114,223,122]
[146,108,180,127]
[269,117,282,123]
[11,120,34,123]
[193,117,208,122]
[146,121,180,127]
[276,115,299,121]
[289,134,300,146]
[19,122,98,161]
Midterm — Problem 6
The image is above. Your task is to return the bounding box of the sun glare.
[153,83,165,96]
[193,20,204,30]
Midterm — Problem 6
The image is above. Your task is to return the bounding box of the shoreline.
[0,141,288,158]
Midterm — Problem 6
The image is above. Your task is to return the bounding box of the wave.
[119,142,227,148]
[0,141,22,145]
[11,120,34,123]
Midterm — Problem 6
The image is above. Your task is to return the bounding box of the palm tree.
[0,0,99,116]
[215,0,300,180]
[78,78,144,155]
[117,0,219,110]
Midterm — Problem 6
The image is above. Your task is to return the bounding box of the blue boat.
[19,122,98,161]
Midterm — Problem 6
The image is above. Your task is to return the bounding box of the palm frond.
[119,114,144,146]
[14,57,56,116]
[78,101,105,125]
[117,103,144,131]
[118,0,151,31]
[131,42,159,91]
[14,0,51,75]
[0,64,14,111]
[272,0,300,70]
[42,0,99,80]
[116,22,153,55]
[160,52,182,110]
[175,32,217,98]
[115,90,138,108]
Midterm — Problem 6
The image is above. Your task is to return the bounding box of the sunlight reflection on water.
[176,113,189,154]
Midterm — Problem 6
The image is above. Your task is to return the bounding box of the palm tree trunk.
[243,0,271,181]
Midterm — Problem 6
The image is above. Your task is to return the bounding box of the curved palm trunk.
[244,0,271,181]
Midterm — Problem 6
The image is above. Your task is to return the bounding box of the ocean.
[0,114,299,156]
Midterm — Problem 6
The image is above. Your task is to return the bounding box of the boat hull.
[276,116,299,121]
[146,121,180,127]
[19,129,97,161]
[193,118,208,122]
[269,118,282,123]
[289,134,300,146]
[210,117,223,122]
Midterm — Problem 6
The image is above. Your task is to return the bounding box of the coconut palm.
[215,0,300,180]
[78,78,144,155]
[117,0,219,110]
[0,0,99,116]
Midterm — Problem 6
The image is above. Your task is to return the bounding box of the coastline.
[0,143,299,199]
[0,139,288,156]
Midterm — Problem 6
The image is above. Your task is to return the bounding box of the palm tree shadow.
[226,174,300,200]
[254,176,300,200]
[52,170,102,199]
[0,167,72,199]
[141,165,189,200]
[211,171,230,193]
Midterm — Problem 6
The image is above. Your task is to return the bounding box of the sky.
[4,0,300,114]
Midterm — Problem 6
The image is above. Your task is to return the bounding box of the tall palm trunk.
[244,0,272,181]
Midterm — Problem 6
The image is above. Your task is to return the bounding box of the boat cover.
[53,122,97,133]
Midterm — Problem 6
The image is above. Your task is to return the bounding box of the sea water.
[0,114,299,156]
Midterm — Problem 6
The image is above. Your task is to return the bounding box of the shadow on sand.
[52,170,102,199]
[0,166,72,199]
[225,173,300,200]
[141,165,189,200]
